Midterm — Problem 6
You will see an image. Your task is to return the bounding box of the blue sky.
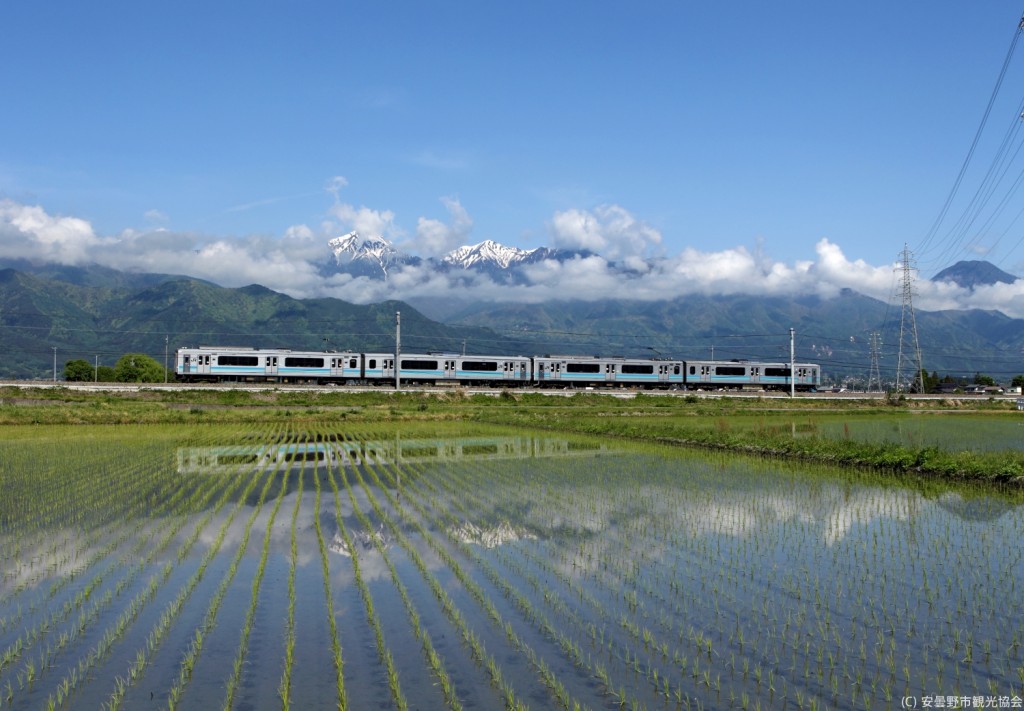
[4,2,1024,314]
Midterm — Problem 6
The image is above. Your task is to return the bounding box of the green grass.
[2,386,1022,486]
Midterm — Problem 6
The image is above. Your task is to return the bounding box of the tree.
[97,365,117,382]
[973,372,996,387]
[1012,375,1024,389]
[114,353,166,383]
[63,359,94,382]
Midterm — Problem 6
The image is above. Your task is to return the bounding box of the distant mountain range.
[1,252,1022,383]
[324,232,593,284]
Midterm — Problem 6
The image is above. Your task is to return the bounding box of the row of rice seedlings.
[0,430,235,703]
[355,449,586,710]
[0,446,214,684]
[163,442,282,711]
[503,450,1024,708]
[326,464,409,711]
[407,456,673,709]
[220,444,292,711]
[34,445,254,709]
[328,444,528,711]
[333,449,462,711]
[0,426,217,615]
[0,426,194,590]
[100,442,276,711]
[277,460,303,711]
[0,430,174,612]
[309,448,347,711]
[410,449,813,707]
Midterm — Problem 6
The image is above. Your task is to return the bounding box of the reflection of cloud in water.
[512,479,931,551]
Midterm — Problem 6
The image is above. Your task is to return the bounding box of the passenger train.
[176,346,820,391]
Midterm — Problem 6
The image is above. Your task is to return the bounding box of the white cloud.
[5,198,1024,319]
[0,199,105,263]
[549,204,662,259]
[412,196,473,256]
[143,209,169,224]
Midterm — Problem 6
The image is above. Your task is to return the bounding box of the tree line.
[63,354,169,383]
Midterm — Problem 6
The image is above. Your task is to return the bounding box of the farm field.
[1,421,1023,710]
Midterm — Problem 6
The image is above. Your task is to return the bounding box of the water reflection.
[177,436,608,473]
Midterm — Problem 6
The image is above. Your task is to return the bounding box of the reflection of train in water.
[176,346,820,391]
[176,436,610,474]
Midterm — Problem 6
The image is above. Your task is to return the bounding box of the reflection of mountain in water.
[447,520,537,548]
[329,525,391,558]
[935,492,1016,523]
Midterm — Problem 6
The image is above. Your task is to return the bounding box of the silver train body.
[176,346,820,390]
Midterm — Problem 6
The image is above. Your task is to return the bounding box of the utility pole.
[894,244,924,393]
[52,347,57,382]
[395,311,401,391]
[789,328,795,398]
[867,332,882,392]
[164,335,169,384]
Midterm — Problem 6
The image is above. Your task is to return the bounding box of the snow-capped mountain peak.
[326,231,412,279]
[442,240,539,269]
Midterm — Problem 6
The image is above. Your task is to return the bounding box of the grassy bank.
[2,386,1023,486]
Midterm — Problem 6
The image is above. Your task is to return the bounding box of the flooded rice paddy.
[1,423,1023,710]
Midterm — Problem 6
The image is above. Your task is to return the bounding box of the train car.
[362,352,532,386]
[533,355,684,388]
[683,360,819,391]
[176,346,362,383]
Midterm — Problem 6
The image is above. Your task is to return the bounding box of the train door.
[536,361,546,382]
[444,359,456,381]
[606,362,616,383]
[265,355,278,378]
[190,353,211,376]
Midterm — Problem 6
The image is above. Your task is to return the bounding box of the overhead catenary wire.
[915,11,1024,267]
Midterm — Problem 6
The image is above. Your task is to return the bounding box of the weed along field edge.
[1,390,1023,709]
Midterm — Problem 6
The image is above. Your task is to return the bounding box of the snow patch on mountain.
[442,240,539,269]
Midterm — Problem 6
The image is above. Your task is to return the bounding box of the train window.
[368,359,377,369]
[349,358,358,369]
[674,365,680,375]
[566,362,600,374]
[462,361,498,372]
[401,359,438,370]
[218,355,259,366]
[765,367,791,377]
[204,355,211,365]
[622,364,654,375]
[689,366,695,375]
[284,357,324,368]
[715,366,746,376]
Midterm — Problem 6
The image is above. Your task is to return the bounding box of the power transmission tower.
[867,331,882,392]
[894,244,925,393]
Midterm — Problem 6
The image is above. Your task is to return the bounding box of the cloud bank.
[3,197,1024,318]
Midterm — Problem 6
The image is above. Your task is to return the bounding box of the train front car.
[533,355,683,389]
[176,347,362,383]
